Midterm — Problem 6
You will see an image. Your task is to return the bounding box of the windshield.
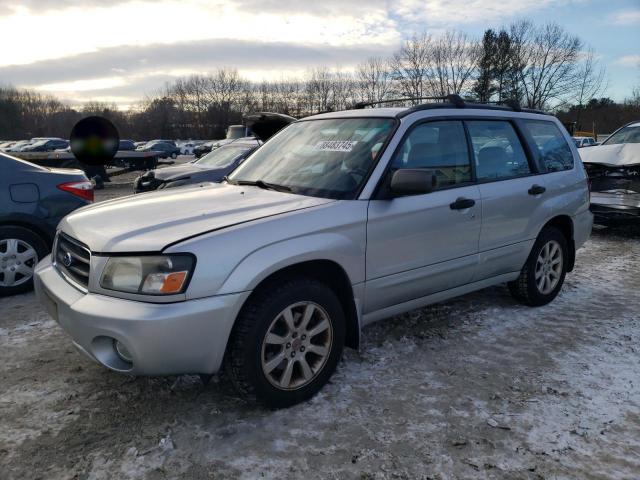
[196,145,253,168]
[228,118,396,199]
[603,124,640,145]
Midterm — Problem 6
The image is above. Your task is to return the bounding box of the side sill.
[361,272,520,326]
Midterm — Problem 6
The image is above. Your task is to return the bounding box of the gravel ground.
[1,178,639,479]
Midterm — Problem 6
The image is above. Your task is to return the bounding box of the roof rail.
[352,94,465,110]
[348,95,551,117]
[397,97,550,118]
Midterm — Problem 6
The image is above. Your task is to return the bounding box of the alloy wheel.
[535,240,563,295]
[261,301,333,390]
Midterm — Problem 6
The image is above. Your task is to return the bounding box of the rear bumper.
[572,208,593,250]
[34,254,250,376]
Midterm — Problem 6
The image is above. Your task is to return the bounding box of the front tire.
[509,226,568,306]
[225,277,345,408]
[0,226,48,296]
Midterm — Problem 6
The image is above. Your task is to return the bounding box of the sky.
[0,0,638,108]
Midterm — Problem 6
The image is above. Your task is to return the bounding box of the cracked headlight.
[100,254,195,295]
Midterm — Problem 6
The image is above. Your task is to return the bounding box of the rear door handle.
[450,197,476,210]
[528,184,546,195]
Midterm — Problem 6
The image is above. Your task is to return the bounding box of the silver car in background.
[34,97,592,407]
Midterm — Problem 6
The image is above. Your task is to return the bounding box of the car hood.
[59,183,334,252]
[150,163,214,182]
[579,143,640,167]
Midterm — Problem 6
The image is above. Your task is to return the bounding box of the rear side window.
[522,120,574,172]
[391,120,471,189]
[466,120,531,181]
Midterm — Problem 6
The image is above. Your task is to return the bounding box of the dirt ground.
[1,176,639,479]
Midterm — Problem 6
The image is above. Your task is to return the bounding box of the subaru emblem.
[62,252,73,267]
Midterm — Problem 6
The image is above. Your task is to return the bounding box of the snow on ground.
[0,190,639,479]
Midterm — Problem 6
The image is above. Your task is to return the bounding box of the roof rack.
[352,94,465,110]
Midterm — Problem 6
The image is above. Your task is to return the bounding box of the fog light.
[114,340,133,363]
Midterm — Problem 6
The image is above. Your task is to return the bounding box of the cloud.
[611,9,640,25]
[0,38,396,103]
[614,55,640,67]
[391,0,572,25]
[0,1,399,67]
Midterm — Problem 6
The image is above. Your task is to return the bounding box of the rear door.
[365,120,481,315]
[466,119,548,280]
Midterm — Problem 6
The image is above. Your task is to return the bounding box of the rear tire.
[508,226,568,306]
[0,226,48,296]
[225,277,345,408]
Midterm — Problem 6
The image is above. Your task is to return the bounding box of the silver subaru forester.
[35,98,593,407]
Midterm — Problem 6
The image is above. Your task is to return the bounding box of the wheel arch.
[236,259,360,350]
[0,218,54,248]
[540,215,575,271]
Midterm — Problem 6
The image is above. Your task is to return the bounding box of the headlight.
[100,254,195,295]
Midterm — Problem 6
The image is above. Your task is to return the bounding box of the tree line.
[1,20,638,141]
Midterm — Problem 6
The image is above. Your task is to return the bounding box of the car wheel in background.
[225,277,345,408]
[171,152,178,159]
[509,226,568,306]
[0,226,48,296]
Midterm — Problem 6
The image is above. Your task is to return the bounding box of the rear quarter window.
[522,120,574,172]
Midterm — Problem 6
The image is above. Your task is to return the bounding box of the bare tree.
[571,48,607,126]
[389,33,433,102]
[513,22,583,109]
[306,67,334,112]
[356,57,392,104]
[427,31,480,96]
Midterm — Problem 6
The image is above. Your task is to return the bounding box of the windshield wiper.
[227,179,292,192]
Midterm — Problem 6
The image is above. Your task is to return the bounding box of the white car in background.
[572,136,596,148]
[580,121,640,224]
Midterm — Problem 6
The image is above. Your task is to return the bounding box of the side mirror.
[390,169,437,196]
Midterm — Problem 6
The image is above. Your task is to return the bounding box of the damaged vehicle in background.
[580,121,640,224]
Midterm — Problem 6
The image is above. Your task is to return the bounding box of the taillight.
[58,180,94,202]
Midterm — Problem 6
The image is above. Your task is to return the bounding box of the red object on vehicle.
[57,180,94,202]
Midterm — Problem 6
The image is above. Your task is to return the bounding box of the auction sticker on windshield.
[314,140,358,152]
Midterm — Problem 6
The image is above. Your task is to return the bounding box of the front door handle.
[528,184,546,195]
[450,197,476,210]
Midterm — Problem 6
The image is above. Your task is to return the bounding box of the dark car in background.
[1,152,93,295]
[133,113,296,193]
[138,141,181,159]
[119,139,137,151]
[20,138,69,152]
[193,140,217,158]
[134,139,261,193]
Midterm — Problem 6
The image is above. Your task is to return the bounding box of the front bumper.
[590,191,640,223]
[34,254,250,375]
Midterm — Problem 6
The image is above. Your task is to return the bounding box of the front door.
[365,120,481,316]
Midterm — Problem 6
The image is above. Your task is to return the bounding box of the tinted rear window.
[522,120,574,172]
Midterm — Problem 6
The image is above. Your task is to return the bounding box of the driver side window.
[391,120,471,190]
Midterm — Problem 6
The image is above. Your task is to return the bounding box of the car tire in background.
[171,152,178,159]
[0,226,49,296]
[225,277,345,408]
[508,226,568,306]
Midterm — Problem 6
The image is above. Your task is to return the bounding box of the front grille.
[54,233,91,290]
